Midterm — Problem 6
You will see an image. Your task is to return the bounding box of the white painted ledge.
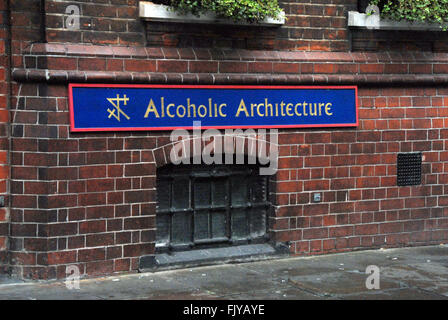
[139,1,285,26]
[348,11,445,31]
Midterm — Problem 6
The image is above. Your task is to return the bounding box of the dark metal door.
[156,164,270,252]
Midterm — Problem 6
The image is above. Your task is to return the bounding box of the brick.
[434,64,448,73]
[277,181,300,193]
[304,180,329,191]
[124,163,155,176]
[273,63,300,74]
[305,156,330,168]
[10,252,36,265]
[125,60,156,72]
[303,228,328,240]
[79,248,106,262]
[380,199,404,211]
[360,64,384,74]
[305,133,331,144]
[314,63,335,74]
[47,223,77,236]
[219,62,248,73]
[379,222,403,234]
[124,138,156,150]
[45,167,78,180]
[331,178,355,190]
[79,193,106,206]
[403,220,425,232]
[79,220,106,234]
[355,201,380,212]
[329,226,353,237]
[355,224,378,235]
[157,60,188,73]
[43,57,77,70]
[303,204,328,216]
[4,0,448,281]
[86,179,114,193]
[79,139,107,151]
[79,58,106,71]
[79,165,107,179]
[86,206,114,219]
[123,243,153,257]
[86,233,114,247]
[124,217,153,230]
[124,190,153,203]
[330,202,354,214]
[10,223,36,237]
[248,62,272,73]
[114,259,131,272]
[331,131,356,143]
[45,251,77,265]
[46,195,77,209]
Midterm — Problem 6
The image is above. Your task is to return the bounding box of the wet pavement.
[0,245,448,300]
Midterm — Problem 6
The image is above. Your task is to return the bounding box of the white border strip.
[139,1,285,26]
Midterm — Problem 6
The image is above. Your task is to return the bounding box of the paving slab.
[220,287,329,300]
[0,245,447,300]
[287,270,400,297]
[163,264,292,297]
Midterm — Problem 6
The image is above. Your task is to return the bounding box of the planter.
[139,1,285,27]
[348,10,445,31]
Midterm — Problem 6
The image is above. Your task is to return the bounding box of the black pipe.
[358,0,371,13]
[40,0,46,43]
[5,0,12,276]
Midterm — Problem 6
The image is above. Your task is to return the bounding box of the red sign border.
[69,84,359,132]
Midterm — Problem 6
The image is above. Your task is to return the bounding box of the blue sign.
[69,84,358,132]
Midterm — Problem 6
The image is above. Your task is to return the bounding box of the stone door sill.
[139,243,289,272]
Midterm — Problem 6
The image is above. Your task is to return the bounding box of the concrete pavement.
[0,245,448,300]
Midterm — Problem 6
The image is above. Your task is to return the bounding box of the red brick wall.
[41,0,448,52]
[274,0,357,51]
[9,81,155,278]
[4,0,448,279]
[144,0,357,51]
[9,82,448,279]
[351,29,448,52]
[42,0,359,51]
[8,43,448,279]
[274,87,448,254]
[12,0,444,54]
[0,0,10,271]
[143,0,359,51]
[45,0,145,46]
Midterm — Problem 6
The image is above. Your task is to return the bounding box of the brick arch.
[153,133,278,168]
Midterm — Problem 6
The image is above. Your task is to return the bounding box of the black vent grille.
[397,152,422,186]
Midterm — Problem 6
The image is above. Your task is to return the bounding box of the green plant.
[161,0,283,23]
[369,0,448,28]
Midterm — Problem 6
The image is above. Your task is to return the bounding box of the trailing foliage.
[369,0,448,28]
[153,0,282,23]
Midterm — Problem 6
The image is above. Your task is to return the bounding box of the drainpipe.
[40,0,46,43]
[5,0,12,276]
